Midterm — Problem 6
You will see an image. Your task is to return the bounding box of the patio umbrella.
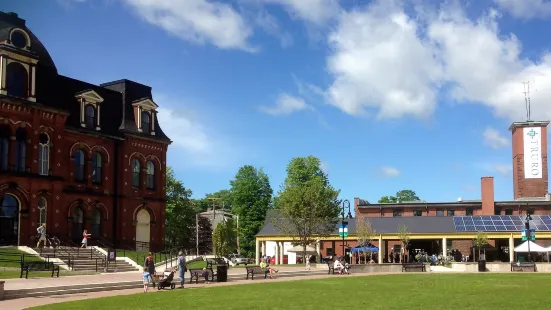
[286,245,318,256]
[350,244,379,253]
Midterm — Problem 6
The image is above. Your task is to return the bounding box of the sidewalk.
[1,272,384,310]
[2,266,316,291]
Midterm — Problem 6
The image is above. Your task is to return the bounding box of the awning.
[286,245,318,256]
[513,241,549,253]
[350,244,379,253]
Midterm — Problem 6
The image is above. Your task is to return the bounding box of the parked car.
[228,254,248,265]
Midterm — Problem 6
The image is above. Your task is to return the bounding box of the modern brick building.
[0,11,171,251]
[256,118,551,264]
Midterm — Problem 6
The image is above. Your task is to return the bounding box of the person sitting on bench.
[201,268,211,284]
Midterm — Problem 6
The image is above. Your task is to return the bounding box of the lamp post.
[525,213,533,262]
[341,199,352,257]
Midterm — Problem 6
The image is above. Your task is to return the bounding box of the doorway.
[0,194,19,245]
[136,209,150,252]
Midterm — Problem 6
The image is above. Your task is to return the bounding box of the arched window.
[91,152,102,184]
[15,128,26,172]
[6,62,28,98]
[146,161,155,190]
[0,194,20,244]
[141,111,151,134]
[38,133,50,176]
[72,205,84,242]
[132,159,141,187]
[38,197,47,226]
[85,105,96,129]
[74,149,85,182]
[91,208,101,238]
[0,125,10,171]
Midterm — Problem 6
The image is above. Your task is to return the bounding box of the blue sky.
[6,0,551,203]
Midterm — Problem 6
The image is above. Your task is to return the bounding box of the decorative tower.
[509,121,550,199]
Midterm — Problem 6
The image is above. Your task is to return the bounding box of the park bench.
[245,266,267,280]
[402,263,426,272]
[20,261,60,279]
[206,258,229,269]
[510,262,536,272]
[326,261,335,274]
[188,268,205,284]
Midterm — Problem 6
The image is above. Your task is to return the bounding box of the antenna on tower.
[522,81,532,121]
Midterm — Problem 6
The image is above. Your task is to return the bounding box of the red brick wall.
[0,99,168,250]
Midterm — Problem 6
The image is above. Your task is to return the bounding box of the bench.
[20,261,60,279]
[402,263,426,272]
[206,259,229,269]
[245,266,267,280]
[327,261,335,274]
[511,262,536,272]
[188,268,216,284]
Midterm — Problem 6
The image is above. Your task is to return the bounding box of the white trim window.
[38,133,50,176]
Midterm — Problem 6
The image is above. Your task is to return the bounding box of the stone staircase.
[39,247,138,272]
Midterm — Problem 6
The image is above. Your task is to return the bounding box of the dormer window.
[85,105,96,129]
[141,111,151,134]
[75,90,104,131]
[6,62,28,98]
[132,98,158,135]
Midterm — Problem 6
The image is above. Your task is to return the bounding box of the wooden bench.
[245,266,267,280]
[20,261,60,279]
[206,259,229,269]
[511,262,536,272]
[402,263,426,272]
[326,261,335,274]
[188,268,216,283]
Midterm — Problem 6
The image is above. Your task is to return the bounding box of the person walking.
[177,251,186,288]
[36,224,49,248]
[81,229,91,248]
[142,267,151,293]
[144,252,156,288]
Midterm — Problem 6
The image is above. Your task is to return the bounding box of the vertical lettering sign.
[523,127,542,179]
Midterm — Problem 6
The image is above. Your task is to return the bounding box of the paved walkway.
[2,266,318,291]
[1,272,380,310]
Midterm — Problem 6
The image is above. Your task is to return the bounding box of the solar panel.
[452,215,551,232]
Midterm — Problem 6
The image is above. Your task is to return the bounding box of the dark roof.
[0,11,57,72]
[357,201,482,209]
[257,210,457,236]
[0,11,171,143]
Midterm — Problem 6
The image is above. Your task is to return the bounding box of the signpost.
[521,229,536,241]
[339,224,349,238]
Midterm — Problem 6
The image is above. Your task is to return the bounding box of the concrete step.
[4,281,145,300]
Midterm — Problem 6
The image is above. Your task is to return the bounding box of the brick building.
[0,11,171,251]
[255,118,551,265]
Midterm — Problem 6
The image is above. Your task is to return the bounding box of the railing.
[0,249,74,276]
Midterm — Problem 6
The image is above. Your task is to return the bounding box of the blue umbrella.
[350,243,379,253]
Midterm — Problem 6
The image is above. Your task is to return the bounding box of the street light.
[341,199,352,257]
[525,213,533,262]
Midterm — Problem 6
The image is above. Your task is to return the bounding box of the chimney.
[481,177,495,215]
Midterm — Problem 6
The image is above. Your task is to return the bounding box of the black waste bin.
[217,264,228,282]
[478,260,486,272]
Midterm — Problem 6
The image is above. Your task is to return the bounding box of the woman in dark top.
[144,252,156,287]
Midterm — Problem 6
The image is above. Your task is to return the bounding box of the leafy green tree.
[356,219,376,263]
[378,190,420,203]
[189,216,213,255]
[212,219,237,257]
[164,167,195,250]
[193,190,234,213]
[274,156,341,264]
[473,231,489,262]
[230,165,273,257]
[397,225,411,263]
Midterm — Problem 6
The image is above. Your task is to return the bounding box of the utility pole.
[196,213,199,256]
[207,197,221,220]
[236,215,240,255]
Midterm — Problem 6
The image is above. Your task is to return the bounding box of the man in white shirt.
[334,258,343,274]
[36,224,49,248]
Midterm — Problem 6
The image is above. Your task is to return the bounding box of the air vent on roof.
[457,197,463,202]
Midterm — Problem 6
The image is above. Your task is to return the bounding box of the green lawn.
[0,248,43,268]
[29,274,551,309]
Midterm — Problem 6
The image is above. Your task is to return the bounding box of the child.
[142,267,151,292]
[202,268,211,284]
[81,229,91,248]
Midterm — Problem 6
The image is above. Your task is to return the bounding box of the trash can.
[478,260,486,272]
[217,264,228,282]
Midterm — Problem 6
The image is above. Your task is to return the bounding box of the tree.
[230,165,273,257]
[473,231,488,262]
[274,156,341,264]
[212,219,237,257]
[356,219,376,264]
[189,216,213,255]
[193,189,234,213]
[378,190,420,203]
[397,225,411,263]
[164,167,196,250]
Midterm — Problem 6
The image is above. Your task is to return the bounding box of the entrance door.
[136,209,150,252]
[0,194,19,245]
[72,207,84,243]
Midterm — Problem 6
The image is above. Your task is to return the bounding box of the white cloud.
[259,93,313,115]
[258,0,341,24]
[123,0,256,52]
[483,127,510,149]
[492,164,512,175]
[321,1,551,122]
[252,8,293,48]
[155,97,237,169]
[380,166,400,178]
[494,0,551,19]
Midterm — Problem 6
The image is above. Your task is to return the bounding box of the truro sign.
[524,127,543,179]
